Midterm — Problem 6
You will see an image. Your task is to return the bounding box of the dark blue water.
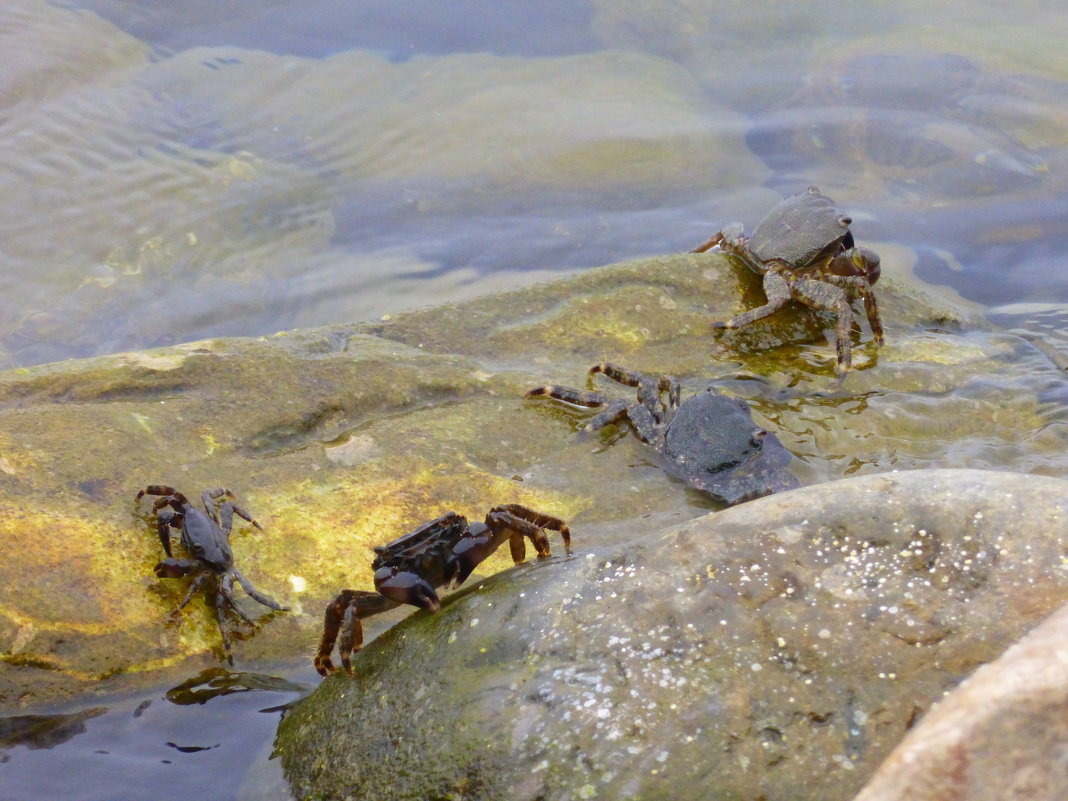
[0,667,313,801]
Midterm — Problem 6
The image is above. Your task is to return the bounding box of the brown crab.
[692,186,883,374]
[315,504,571,675]
[136,485,289,664]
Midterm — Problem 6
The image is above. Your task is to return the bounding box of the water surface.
[4,0,1068,367]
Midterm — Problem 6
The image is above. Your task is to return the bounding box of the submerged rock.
[276,469,1068,801]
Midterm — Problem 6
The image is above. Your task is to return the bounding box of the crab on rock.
[526,363,798,505]
[136,485,289,664]
[691,186,883,374]
[314,504,571,675]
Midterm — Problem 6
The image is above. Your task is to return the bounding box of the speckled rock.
[276,469,1068,801]
[853,600,1068,801]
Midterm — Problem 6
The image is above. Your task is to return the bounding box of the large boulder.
[276,469,1068,801]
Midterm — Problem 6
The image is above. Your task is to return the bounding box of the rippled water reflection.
[0,667,310,801]
[4,0,1068,367]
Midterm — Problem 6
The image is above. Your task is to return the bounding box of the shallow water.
[0,666,312,801]
[5,0,1068,368]
[5,0,1068,798]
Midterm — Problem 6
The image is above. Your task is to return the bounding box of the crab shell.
[748,186,854,270]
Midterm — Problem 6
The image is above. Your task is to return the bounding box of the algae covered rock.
[0,252,1065,710]
[276,469,1068,801]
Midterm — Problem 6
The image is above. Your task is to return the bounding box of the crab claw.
[374,567,441,611]
[833,246,881,285]
[154,557,200,578]
[451,530,495,585]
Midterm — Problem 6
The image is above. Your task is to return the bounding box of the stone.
[852,600,1068,801]
[276,469,1068,801]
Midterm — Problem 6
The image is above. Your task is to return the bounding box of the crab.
[314,503,571,675]
[691,186,883,374]
[526,363,799,505]
[136,485,289,665]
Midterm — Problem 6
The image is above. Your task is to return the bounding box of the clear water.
[5,0,1068,368]
[5,0,1068,798]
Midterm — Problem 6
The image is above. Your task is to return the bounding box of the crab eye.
[750,428,768,446]
[838,215,852,228]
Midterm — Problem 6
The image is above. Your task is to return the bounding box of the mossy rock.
[276,469,1068,801]
[0,251,1064,709]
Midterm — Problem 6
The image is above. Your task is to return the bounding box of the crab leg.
[712,269,792,331]
[212,584,235,666]
[822,272,885,346]
[315,589,400,676]
[220,572,257,625]
[492,503,572,555]
[170,570,210,615]
[589,363,680,415]
[137,485,188,505]
[232,567,289,611]
[585,398,634,434]
[525,385,609,408]
[690,232,725,253]
[791,277,855,374]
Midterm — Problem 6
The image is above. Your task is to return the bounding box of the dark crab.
[691,186,883,374]
[136,485,289,665]
[526,363,798,504]
[315,503,571,675]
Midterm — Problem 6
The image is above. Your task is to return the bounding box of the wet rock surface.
[0,251,1065,710]
[853,599,1068,801]
[276,469,1068,801]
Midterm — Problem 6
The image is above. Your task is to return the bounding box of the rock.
[276,469,1068,801]
[852,600,1068,801]
[0,252,1065,710]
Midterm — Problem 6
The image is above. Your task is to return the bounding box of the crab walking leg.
[690,223,747,255]
[588,362,649,387]
[137,485,187,504]
[589,363,680,416]
[524,385,609,407]
[712,268,793,331]
[201,487,263,533]
[862,287,884,345]
[315,589,401,675]
[585,398,633,433]
[823,272,885,345]
[791,277,855,374]
[171,571,210,615]
[232,567,290,610]
[212,585,236,665]
[220,572,257,625]
[690,231,725,253]
[492,504,572,555]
